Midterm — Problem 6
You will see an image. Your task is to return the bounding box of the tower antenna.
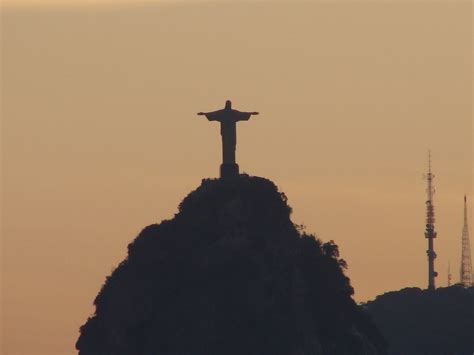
[447,262,452,287]
[424,150,438,290]
[460,195,473,287]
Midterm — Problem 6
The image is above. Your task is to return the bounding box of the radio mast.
[447,262,452,287]
[460,195,473,287]
[424,151,437,290]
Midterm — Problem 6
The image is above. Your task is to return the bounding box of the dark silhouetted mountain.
[76,175,387,355]
[364,285,474,355]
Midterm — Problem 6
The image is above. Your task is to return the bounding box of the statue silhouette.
[198,100,258,178]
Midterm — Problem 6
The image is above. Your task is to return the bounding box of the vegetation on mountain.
[364,285,474,355]
[77,175,387,355]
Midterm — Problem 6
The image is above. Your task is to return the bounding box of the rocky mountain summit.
[77,175,386,355]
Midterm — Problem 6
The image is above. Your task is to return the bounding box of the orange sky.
[2,1,472,354]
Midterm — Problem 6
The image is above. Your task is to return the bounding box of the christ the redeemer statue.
[198,100,259,179]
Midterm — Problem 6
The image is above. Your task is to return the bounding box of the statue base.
[220,163,239,179]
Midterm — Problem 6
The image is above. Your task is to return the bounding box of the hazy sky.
[2,1,472,354]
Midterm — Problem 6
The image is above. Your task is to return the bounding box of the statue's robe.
[203,109,253,165]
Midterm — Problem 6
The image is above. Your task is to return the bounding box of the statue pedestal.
[220,163,239,179]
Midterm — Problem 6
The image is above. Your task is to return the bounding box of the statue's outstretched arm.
[197,110,222,121]
[235,111,259,121]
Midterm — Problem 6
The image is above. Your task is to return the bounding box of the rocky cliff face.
[76,175,387,355]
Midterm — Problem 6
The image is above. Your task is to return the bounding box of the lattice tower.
[460,195,473,287]
[424,151,437,290]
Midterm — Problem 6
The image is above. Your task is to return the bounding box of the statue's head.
[225,100,232,109]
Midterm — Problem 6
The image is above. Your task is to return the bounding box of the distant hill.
[364,285,474,355]
[76,175,387,355]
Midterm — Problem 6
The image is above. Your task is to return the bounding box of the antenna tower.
[447,262,452,286]
[424,151,437,290]
[460,195,473,287]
